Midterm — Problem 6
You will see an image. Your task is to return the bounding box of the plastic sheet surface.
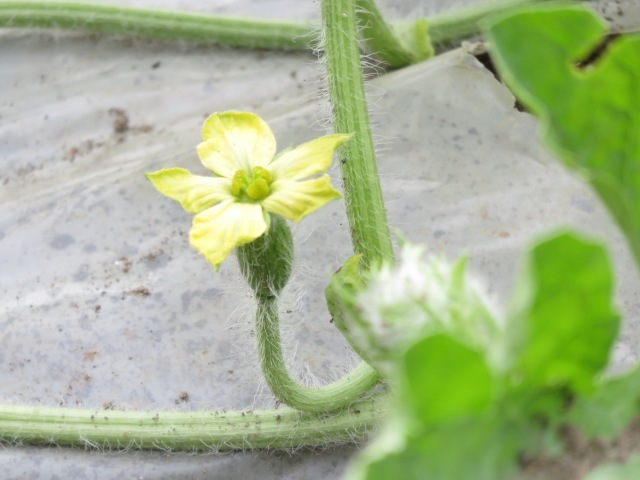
[1,0,640,478]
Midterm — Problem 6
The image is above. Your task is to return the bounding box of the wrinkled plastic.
[1,0,640,477]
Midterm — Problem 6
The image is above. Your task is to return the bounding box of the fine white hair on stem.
[314,0,402,222]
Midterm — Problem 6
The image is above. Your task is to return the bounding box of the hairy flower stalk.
[253,294,382,413]
[235,215,379,414]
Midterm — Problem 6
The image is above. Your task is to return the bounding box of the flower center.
[231,166,272,201]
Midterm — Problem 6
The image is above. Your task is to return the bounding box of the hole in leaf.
[575,33,620,69]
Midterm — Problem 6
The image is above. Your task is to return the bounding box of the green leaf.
[400,334,493,425]
[584,455,640,480]
[347,231,623,479]
[508,231,619,394]
[484,6,640,266]
[352,417,521,480]
[344,335,514,480]
[569,363,640,438]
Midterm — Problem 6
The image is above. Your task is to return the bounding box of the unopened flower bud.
[331,242,501,377]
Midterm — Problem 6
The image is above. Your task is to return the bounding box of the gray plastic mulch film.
[1,0,640,478]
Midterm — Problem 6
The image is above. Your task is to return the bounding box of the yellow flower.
[146,111,349,269]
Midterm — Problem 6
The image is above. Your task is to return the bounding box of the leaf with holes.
[484,5,640,266]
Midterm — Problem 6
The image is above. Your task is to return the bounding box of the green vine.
[0,1,312,50]
[322,0,394,269]
[0,0,564,58]
[0,396,385,451]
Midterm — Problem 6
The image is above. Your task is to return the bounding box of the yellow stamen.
[246,178,270,201]
[253,166,272,183]
[231,170,247,196]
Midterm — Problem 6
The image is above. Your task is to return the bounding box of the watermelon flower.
[147,111,349,269]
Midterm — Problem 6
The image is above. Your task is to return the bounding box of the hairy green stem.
[0,395,386,451]
[0,1,313,50]
[0,0,565,57]
[427,0,583,44]
[322,0,394,269]
[256,296,380,413]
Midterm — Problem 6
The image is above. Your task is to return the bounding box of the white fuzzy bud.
[352,242,502,377]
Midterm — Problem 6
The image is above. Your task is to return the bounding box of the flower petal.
[261,175,341,222]
[190,201,268,269]
[268,134,351,181]
[197,111,276,178]
[146,168,233,214]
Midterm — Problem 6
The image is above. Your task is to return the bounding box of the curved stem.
[321,0,394,270]
[0,1,313,50]
[0,394,386,451]
[256,296,380,413]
